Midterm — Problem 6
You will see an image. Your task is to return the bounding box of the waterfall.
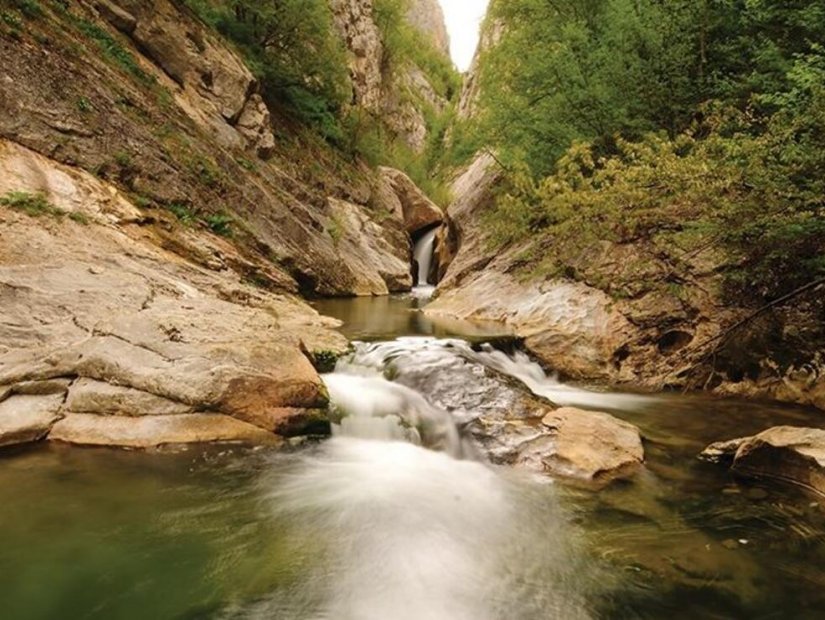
[413,227,438,286]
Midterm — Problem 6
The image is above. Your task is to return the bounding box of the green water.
[0,445,313,619]
[2,293,825,619]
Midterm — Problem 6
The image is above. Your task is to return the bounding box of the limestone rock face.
[327,197,413,294]
[407,0,450,55]
[65,379,194,416]
[98,0,274,157]
[331,0,451,152]
[330,0,385,110]
[0,139,350,449]
[236,94,276,159]
[379,166,444,234]
[701,427,825,496]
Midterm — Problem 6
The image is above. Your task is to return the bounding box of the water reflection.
[312,293,512,341]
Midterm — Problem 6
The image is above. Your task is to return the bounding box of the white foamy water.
[469,344,657,411]
[338,337,657,412]
[267,436,591,620]
[413,227,437,286]
[322,373,465,457]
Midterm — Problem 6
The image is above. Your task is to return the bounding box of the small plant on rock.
[205,212,233,237]
[0,191,64,217]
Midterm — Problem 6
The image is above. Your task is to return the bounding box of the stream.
[2,293,825,619]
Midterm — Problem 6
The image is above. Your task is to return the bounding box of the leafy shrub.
[205,212,233,237]
[167,202,196,225]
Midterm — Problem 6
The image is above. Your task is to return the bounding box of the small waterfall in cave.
[413,228,438,297]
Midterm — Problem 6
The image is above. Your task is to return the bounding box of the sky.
[440,0,490,72]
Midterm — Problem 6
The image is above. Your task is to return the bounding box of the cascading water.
[412,227,438,297]
[252,340,595,620]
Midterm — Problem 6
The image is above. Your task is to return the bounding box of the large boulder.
[701,426,825,495]
[379,167,444,234]
[327,197,413,294]
[514,407,644,485]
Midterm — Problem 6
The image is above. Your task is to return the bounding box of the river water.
[2,293,825,619]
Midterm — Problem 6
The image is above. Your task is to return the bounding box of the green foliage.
[476,0,825,177]
[205,212,233,237]
[76,96,92,113]
[185,0,350,138]
[326,215,344,245]
[488,100,825,304]
[472,0,825,307]
[311,350,340,374]
[167,202,196,225]
[72,17,153,84]
[346,106,452,209]
[0,191,64,218]
[8,0,42,19]
[374,0,460,101]
[113,150,132,167]
[68,211,90,225]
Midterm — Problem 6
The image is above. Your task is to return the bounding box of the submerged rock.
[701,426,825,496]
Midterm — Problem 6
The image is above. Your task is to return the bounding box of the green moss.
[311,350,340,374]
[0,191,64,218]
[68,211,90,225]
[326,216,344,245]
[76,96,92,113]
[113,150,132,167]
[10,0,42,19]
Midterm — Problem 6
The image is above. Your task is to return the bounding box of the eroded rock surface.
[0,0,415,298]
[0,139,349,449]
[701,426,825,496]
[516,407,644,485]
[379,166,444,234]
[0,394,65,448]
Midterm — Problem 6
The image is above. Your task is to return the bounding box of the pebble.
[722,539,739,550]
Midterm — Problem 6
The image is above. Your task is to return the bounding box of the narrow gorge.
[1,0,824,618]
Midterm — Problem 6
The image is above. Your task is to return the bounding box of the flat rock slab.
[65,378,193,416]
[0,394,64,447]
[49,413,280,449]
[514,406,644,486]
[701,426,825,496]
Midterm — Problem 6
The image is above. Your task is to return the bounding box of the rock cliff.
[331,0,453,152]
